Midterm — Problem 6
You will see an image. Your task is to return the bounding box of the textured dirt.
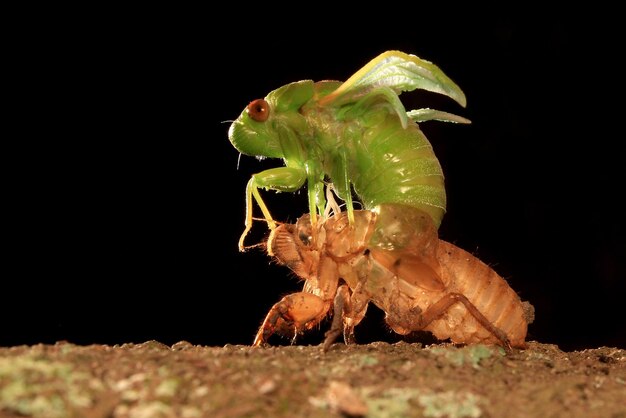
[0,340,624,418]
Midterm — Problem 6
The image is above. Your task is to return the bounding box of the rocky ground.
[0,340,624,418]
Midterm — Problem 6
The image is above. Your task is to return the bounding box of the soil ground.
[0,340,624,418]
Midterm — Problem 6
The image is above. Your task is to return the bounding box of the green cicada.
[228,50,469,250]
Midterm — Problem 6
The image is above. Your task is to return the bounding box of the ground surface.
[0,340,624,418]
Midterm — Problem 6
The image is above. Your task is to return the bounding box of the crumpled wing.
[319,50,467,108]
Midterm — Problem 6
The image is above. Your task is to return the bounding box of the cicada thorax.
[343,204,451,334]
[300,81,446,230]
[367,204,446,292]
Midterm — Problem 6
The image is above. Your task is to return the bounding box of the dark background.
[6,11,624,351]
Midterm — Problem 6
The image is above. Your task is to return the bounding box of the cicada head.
[267,213,315,262]
[266,213,327,281]
[228,80,315,159]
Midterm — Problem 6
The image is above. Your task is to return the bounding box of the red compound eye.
[246,99,270,122]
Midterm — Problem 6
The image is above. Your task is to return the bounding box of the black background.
[6,11,624,351]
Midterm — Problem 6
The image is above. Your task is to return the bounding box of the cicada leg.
[307,177,322,234]
[398,293,512,350]
[252,292,331,347]
[323,183,343,218]
[239,178,277,251]
[239,167,307,251]
[323,284,352,351]
[337,149,355,225]
[323,282,370,351]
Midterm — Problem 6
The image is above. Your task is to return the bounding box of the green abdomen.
[351,116,446,228]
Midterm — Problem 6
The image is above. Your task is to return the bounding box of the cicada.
[228,50,469,250]
[254,203,534,349]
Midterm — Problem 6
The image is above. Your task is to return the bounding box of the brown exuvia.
[253,203,534,350]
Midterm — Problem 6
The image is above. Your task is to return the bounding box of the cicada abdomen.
[426,241,533,347]
[350,113,446,228]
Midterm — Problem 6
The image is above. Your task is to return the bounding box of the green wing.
[319,50,467,115]
[407,108,471,124]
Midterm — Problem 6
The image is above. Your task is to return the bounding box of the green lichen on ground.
[417,390,483,418]
[0,349,99,417]
[425,343,505,368]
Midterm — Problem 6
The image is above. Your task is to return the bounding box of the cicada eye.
[298,231,312,246]
[246,99,270,122]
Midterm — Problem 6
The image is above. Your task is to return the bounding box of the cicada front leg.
[252,292,331,347]
[239,167,306,251]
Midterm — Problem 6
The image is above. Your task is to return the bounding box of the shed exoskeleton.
[254,203,533,350]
